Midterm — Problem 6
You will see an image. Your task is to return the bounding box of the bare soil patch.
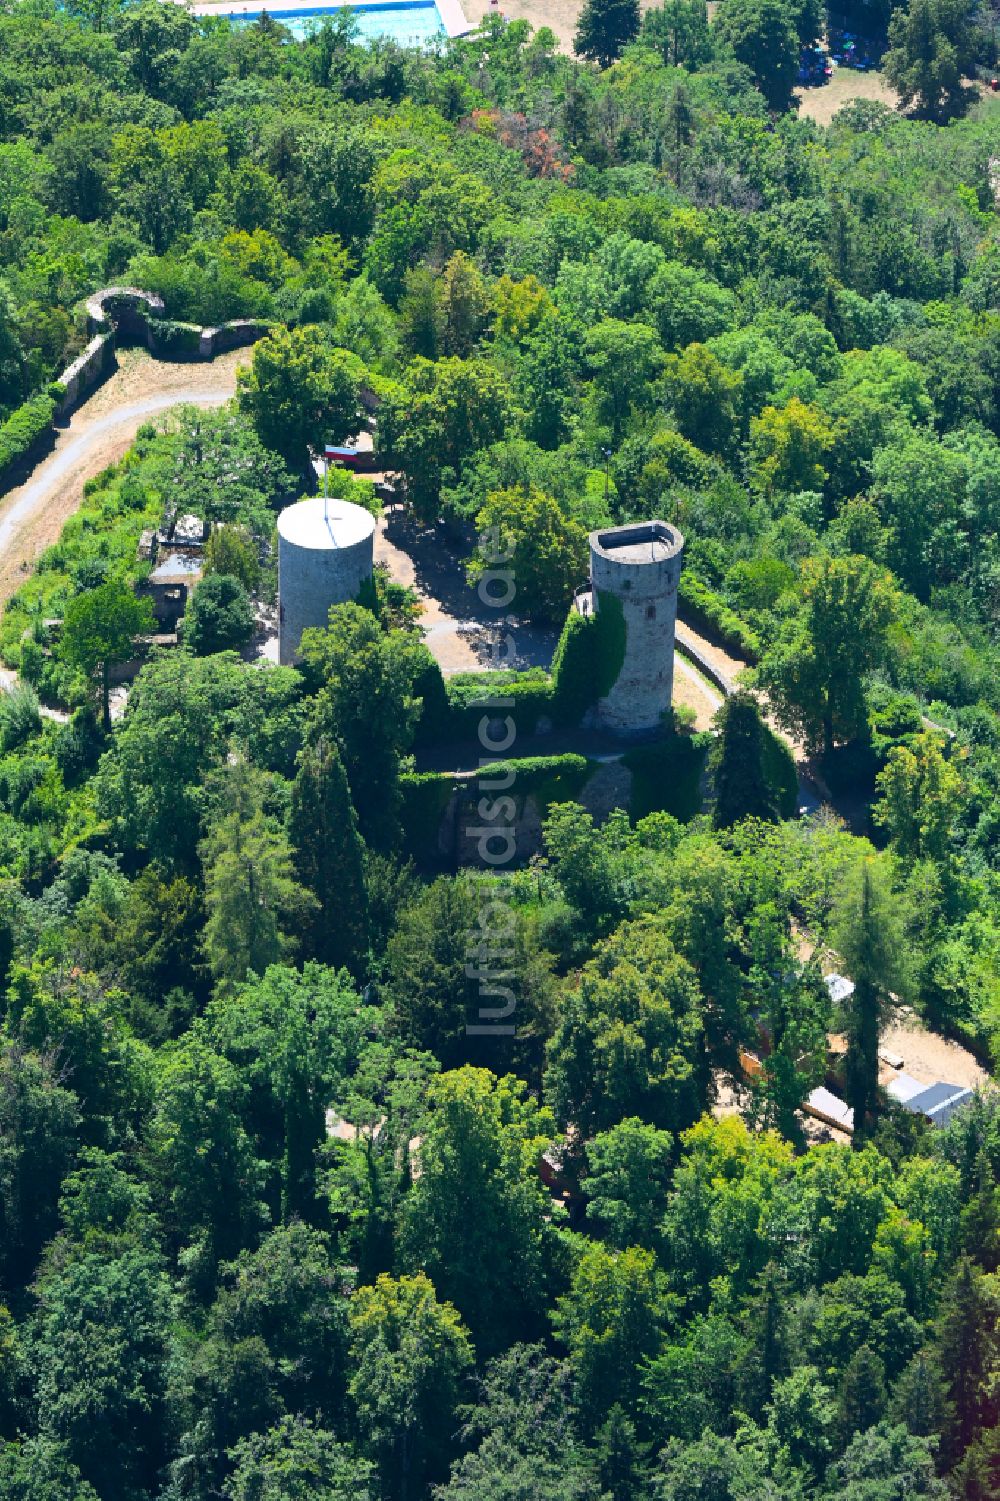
[882,1008,990,1092]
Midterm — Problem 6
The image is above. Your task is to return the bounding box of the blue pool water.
[226,0,445,44]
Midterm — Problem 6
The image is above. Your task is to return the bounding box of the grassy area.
[795,65,899,124]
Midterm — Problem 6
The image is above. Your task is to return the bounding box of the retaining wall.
[673,624,738,697]
[404,758,635,871]
[56,333,117,415]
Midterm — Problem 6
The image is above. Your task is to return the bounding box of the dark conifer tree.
[289,736,369,974]
[712,691,779,829]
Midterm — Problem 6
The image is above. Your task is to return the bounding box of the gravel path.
[376,511,728,728]
[0,347,246,608]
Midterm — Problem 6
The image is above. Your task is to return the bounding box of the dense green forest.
[1,0,1000,1496]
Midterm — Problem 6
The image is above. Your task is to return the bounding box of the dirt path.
[0,347,247,609]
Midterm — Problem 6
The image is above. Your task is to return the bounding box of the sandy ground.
[0,347,246,609]
[882,1009,990,1092]
[795,923,988,1093]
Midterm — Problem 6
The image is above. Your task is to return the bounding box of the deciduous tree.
[884,0,983,122]
[349,1272,473,1500]
[756,555,898,757]
[60,581,154,730]
[401,1068,554,1353]
[545,917,707,1137]
[714,0,799,111]
[584,1117,674,1249]
[225,1417,375,1501]
[468,486,588,624]
[574,0,641,66]
[236,326,364,471]
[184,573,255,657]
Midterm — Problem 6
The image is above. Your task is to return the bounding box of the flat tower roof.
[277,496,376,551]
[591,519,684,564]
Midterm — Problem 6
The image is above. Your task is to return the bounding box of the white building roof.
[887,1072,926,1104]
[277,497,375,551]
[825,973,856,1006]
[806,1086,855,1132]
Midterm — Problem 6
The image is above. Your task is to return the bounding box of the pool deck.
[185,0,472,37]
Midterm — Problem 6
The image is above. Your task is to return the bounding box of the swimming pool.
[197,0,460,45]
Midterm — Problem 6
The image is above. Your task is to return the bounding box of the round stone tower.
[587,519,684,734]
[277,496,376,665]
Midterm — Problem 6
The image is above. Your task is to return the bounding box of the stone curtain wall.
[54,288,271,418]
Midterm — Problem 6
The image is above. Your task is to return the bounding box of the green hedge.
[413,664,558,747]
[679,573,760,662]
[400,753,593,865]
[476,752,592,811]
[398,771,456,862]
[0,395,56,484]
[623,733,711,821]
[148,321,203,358]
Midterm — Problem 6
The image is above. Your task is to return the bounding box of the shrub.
[0,395,56,484]
[53,706,105,786]
[412,661,555,748]
[183,574,255,656]
[679,573,761,661]
[148,321,203,359]
[0,685,41,754]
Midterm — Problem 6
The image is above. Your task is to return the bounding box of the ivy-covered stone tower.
[584,520,685,734]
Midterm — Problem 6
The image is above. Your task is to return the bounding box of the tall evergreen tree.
[837,1344,887,1443]
[289,736,369,974]
[711,691,779,829]
[959,1149,1000,1272]
[200,761,317,988]
[935,1258,999,1463]
[831,859,907,1141]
